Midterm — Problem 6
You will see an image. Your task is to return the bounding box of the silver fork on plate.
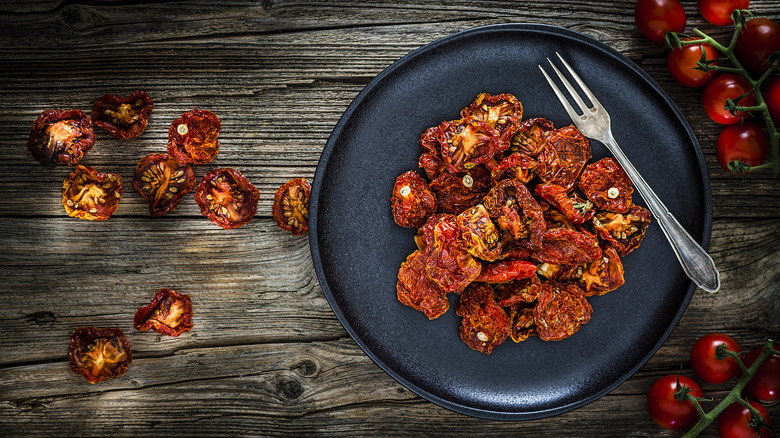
[539,52,720,293]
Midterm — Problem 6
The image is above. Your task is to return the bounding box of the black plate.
[309,23,711,420]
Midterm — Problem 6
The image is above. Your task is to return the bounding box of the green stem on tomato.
[682,339,776,437]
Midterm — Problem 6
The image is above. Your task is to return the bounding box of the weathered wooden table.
[1,1,778,436]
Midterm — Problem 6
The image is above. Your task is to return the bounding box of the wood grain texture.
[1,0,778,436]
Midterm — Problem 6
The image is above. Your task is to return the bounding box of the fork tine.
[538,64,583,123]
[546,57,591,116]
[555,52,605,110]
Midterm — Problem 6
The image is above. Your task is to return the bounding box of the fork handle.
[602,133,720,293]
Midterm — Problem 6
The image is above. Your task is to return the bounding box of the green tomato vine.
[668,10,779,176]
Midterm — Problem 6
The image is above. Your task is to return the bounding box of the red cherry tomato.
[667,38,718,87]
[635,0,687,44]
[716,122,769,173]
[765,76,780,124]
[718,399,772,438]
[702,73,756,125]
[697,0,749,26]
[742,346,780,403]
[647,374,703,430]
[735,18,780,73]
[689,333,741,384]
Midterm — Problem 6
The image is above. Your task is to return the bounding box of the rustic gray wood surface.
[1,0,778,436]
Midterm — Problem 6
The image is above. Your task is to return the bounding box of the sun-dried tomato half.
[62,165,122,221]
[460,93,523,143]
[482,179,546,248]
[508,304,537,342]
[167,109,221,164]
[396,250,450,319]
[495,276,542,307]
[68,327,132,384]
[429,165,491,214]
[391,171,436,228]
[536,125,591,192]
[535,183,586,225]
[457,203,502,262]
[579,157,633,213]
[134,289,194,337]
[457,282,512,354]
[475,260,537,283]
[491,153,538,185]
[27,109,95,167]
[537,262,582,282]
[509,117,555,158]
[580,245,625,296]
[272,177,311,235]
[534,281,592,341]
[91,90,153,140]
[592,205,651,256]
[544,209,576,230]
[195,168,260,230]
[533,228,602,265]
[421,214,482,293]
[132,153,195,217]
[438,118,503,173]
[419,126,446,179]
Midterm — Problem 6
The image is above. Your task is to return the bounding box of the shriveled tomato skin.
[68,327,132,384]
[167,109,221,164]
[272,178,311,235]
[195,168,260,230]
[134,289,194,337]
[28,109,95,167]
[62,165,123,221]
[533,281,592,341]
[456,282,512,354]
[132,153,196,217]
[91,90,153,139]
[391,171,436,228]
[578,157,634,213]
[396,250,449,320]
[536,125,591,192]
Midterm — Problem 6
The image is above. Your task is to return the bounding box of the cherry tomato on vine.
[735,18,780,73]
[634,0,687,44]
[765,76,780,124]
[742,346,780,403]
[647,374,703,430]
[718,399,772,438]
[667,38,718,87]
[716,122,769,173]
[689,333,741,384]
[697,0,749,26]
[702,73,756,125]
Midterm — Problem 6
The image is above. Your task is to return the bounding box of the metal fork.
[539,53,720,293]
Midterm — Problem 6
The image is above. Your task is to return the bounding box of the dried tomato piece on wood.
[134,289,194,337]
[421,214,482,293]
[27,109,95,167]
[579,157,634,213]
[533,228,602,265]
[460,93,523,143]
[482,179,546,248]
[62,165,122,221]
[132,153,195,217]
[272,177,311,235]
[580,245,625,296]
[438,118,503,173]
[536,125,591,192]
[396,250,450,319]
[68,327,132,384]
[457,203,502,262]
[195,168,260,230]
[591,205,651,256]
[429,166,491,214]
[391,171,436,228]
[167,109,221,164]
[495,276,542,307]
[91,90,153,140]
[475,260,537,284]
[509,117,555,157]
[456,282,512,354]
[534,281,592,341]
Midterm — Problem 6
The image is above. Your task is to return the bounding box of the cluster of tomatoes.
[635,0,780,174]
[647,333,779,436]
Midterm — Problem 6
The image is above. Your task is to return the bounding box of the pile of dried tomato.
[392,92,651,354]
